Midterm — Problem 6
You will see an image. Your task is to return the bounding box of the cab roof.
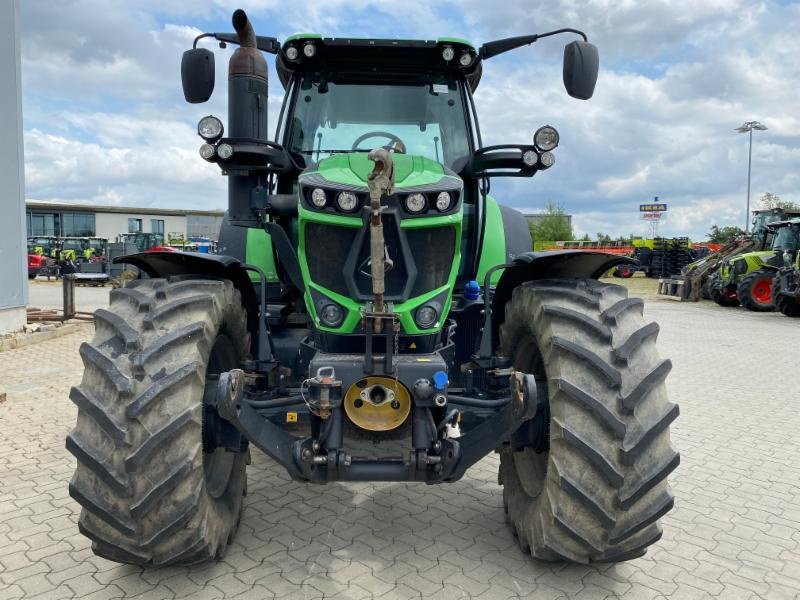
[276,35,482,92]
[766,217,800,230]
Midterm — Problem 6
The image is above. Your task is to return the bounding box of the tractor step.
[657,277,688,300]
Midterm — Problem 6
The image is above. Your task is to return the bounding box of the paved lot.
[1,297,800,599]
[27,280,110,313]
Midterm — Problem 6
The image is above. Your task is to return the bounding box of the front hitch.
[366,148,395,329]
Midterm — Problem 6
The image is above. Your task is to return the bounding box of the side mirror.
[563,41,599,100]
[181,48,215,103]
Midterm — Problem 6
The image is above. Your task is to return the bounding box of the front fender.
[488,250,635,351]
[114,251,260,336]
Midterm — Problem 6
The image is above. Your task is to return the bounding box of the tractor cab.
[117,232,164,253]
[59,238,83,262]
[767,218,800,266]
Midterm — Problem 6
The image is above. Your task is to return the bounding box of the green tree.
[528,201,574,244]
[759,192,798,211]
[596,233,612,244]
[707,224,746,244]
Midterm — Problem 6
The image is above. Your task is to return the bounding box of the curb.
[0,322,92,353]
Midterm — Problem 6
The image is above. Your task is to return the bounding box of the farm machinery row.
[657,208,800,317]
[27,236,108,279]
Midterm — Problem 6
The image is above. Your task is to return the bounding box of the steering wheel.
[351,131,406,153]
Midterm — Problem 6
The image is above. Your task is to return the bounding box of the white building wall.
[95,212,187,241]
[0,0,27,333]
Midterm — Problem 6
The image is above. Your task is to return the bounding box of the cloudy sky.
[19,0,800,240]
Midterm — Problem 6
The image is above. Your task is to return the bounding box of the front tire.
[498,279,679,563]
[736,269,775,312]
[67,278,250,565]
[710,273,740,307]
[776,292,800,317]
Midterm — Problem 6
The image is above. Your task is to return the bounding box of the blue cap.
[464,280,481,301]
[432,371,449,391]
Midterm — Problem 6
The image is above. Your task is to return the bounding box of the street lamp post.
[735,120,767,233]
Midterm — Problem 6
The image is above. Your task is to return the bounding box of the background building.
[25,202,225,241]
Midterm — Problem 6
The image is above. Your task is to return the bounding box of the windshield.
[772,225,800,252]
[287,73,472,169]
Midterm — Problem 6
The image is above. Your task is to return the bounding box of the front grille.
[305,223,351,296]
[407,227,456,296]
[304,217,457,302]
[353,214,408,298]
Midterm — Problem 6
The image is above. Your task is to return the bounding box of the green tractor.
[771,219,800,317]
[711,218,800,310]
[66,10,678,566]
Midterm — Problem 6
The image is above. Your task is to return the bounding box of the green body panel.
[476,195,507,286]
[719,251,777,284]
[436,37,475,49]
[297,204,462,335]
[244,149,513,336]
[296,153,464,335]
[283,33,322,43]
[315,152,446,187]
[246,228,279,283]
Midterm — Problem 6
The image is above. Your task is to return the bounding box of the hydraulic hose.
[446,395,512,408]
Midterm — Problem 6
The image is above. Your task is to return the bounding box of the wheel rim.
[202,334,238,500]
[752,278,773,305]
[511,334,549,499]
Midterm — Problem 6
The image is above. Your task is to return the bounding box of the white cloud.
[18,0,800,242]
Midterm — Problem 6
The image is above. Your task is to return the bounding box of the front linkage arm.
[215,368,542,483]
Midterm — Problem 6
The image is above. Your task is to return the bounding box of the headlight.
[405,193,426,214]
[319,303,344,327]
[199,143,215,160]
[539,151,555,168]
[435,191,452,212]
[534,126,559,151]
[303,43,316,58]
[522,150,538,167]
[198,115,223,141]
[442,46,455,61]
[285,45,299,61]
[217,143,233,160]
[459,52,473,67]
[311,188,327,208]
[415,305,438,329]
[336,191,359,212]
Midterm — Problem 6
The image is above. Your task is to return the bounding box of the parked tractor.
[116,232,165,253]
[665,207,800,302]
[712,218,800,310]
[67,10,678,566]
[769,219,800,317]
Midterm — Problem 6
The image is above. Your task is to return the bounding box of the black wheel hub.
[201,336,246,499]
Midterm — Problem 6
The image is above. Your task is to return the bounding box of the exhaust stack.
[228,9,269,224]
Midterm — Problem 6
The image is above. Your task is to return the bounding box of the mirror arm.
[192,32,281,54]
[479,28,588,60]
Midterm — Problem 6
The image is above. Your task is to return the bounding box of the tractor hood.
[309,152,456,189]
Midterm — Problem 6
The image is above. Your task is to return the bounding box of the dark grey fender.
[488,250,636,351]
[114,251,260,335]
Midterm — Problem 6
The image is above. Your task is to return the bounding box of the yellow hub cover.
[343,376,411,432]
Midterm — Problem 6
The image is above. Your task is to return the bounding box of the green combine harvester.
[66,9,678,566]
